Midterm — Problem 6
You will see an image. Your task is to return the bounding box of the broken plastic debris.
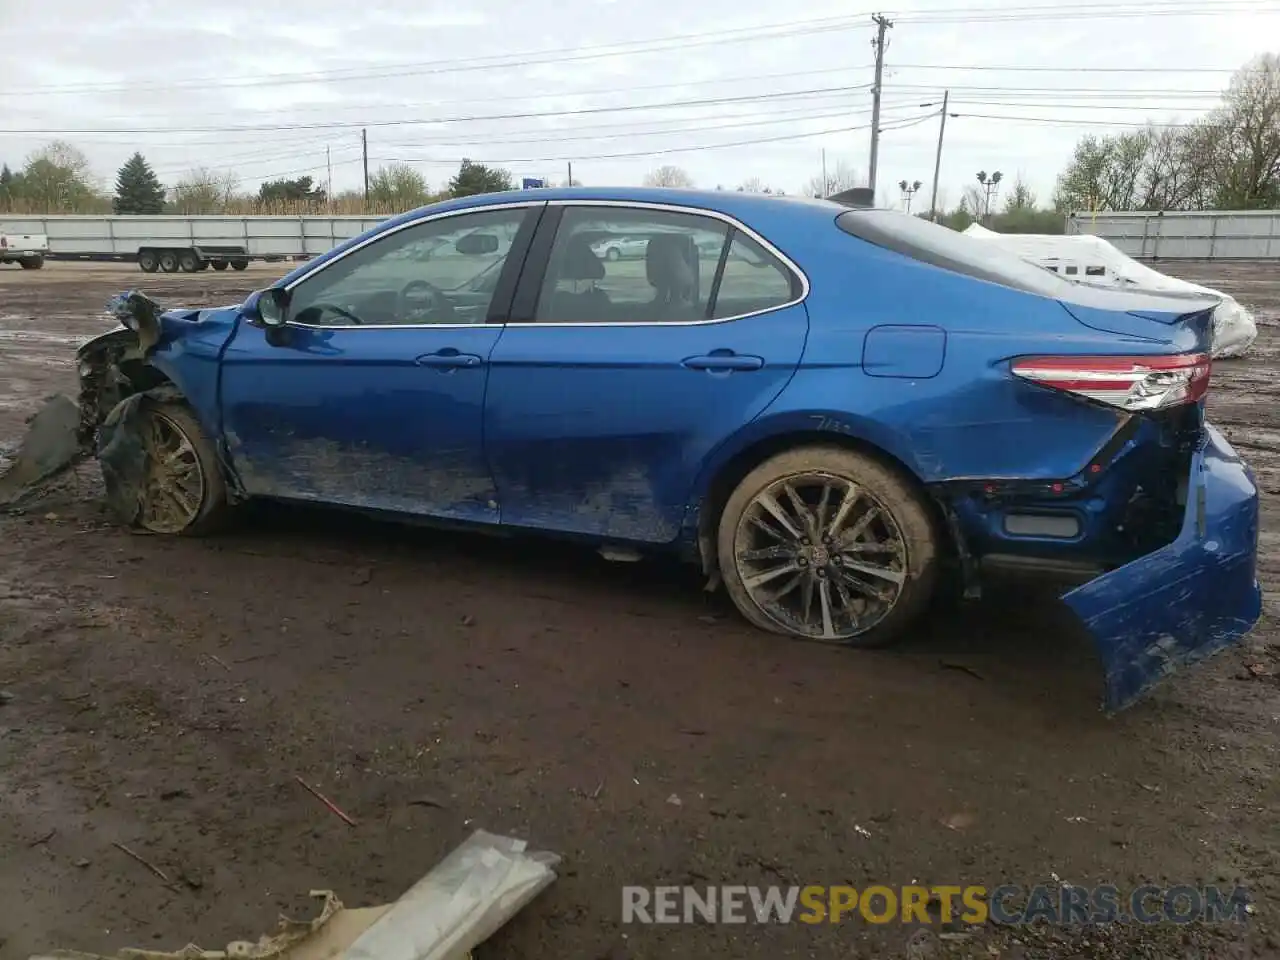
[343,830,559,960]
[28,829,558,960]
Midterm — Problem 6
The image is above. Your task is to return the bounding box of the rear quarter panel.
[726,218,1194,484]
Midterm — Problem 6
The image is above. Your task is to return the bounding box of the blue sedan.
[76,187,1261,710]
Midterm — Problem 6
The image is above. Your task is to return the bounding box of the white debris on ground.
[962,224,1260,359]
[27,830,559,960]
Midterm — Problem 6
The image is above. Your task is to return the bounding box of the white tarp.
[961,225,1258,359]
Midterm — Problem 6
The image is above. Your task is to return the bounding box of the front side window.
[288,207,529,327]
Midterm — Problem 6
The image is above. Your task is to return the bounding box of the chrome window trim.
[281,198,810,331]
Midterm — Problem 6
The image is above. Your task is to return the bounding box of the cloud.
[1,0,1274,203]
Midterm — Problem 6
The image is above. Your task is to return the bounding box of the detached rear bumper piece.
[1064,423,1261,712]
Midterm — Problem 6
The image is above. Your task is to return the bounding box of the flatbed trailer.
[0,215,387,272]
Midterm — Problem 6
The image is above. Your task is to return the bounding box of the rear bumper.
[1063,422,1261,712]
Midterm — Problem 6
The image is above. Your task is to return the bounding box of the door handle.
[682,352,765,372]
[416,350,483,369]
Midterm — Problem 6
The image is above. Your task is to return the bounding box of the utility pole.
[567,160,573,187]
[326,145,333,214]
[822,148,828,196]
[928,90,949,222]
[361,128,369,209]
[868,13,893,197]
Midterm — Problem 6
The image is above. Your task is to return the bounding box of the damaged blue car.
[57,187,1260,710]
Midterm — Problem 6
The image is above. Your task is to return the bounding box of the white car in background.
[590,236,648,261]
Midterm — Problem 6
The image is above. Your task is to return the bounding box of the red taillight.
[1011,353,1211,411]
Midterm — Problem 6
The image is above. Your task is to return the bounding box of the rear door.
[483,202,809,543]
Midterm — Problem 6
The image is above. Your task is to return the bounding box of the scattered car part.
[27,829,558,960]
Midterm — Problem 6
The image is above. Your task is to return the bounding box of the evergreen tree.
[448,159,512,198]
[113,153,166,214]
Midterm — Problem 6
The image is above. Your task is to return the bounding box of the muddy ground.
[1,261,1279,960]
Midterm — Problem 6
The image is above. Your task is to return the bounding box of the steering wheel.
[399,280,456,323]
[309,303,365,325]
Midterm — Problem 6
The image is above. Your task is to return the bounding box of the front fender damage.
[0,291,168,509]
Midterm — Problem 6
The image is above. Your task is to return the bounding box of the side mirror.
[455,233,500,256]
[245,287,290,328]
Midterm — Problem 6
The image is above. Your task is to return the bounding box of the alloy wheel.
[733,472,908,640]
[137,411,206,534]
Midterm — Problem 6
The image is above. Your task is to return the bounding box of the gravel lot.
[1,260,1279,960]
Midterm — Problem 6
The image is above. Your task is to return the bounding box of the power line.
[52,66,874,125]
[0,84,874,135]
[374,113,936,166]
[3,0,1264,98]
[952,98,1221,110]
[952,112,1195,128]
[0,15,868,98]
[900,1,1278,21]
[886,63,1250,73]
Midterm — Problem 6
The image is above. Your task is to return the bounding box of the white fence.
[0,215,388,258]
[1065,210,1280,260]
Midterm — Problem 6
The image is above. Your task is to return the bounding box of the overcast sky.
[1,0,1276,211]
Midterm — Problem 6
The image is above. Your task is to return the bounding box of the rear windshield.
[836,209,1069,297]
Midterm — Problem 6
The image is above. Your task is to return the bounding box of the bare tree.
[16,140,99,212]
[1003,174,1037,213]
[960,183,986,217]
[802,159,861,197]
[643,165,694,188]
[1212,53,1280,208]
[170,167,238,214]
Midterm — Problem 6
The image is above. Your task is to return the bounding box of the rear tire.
[211,260,229,271]
[177,249,200,273]
[230,258,249,271]
[18,256,44,270]
[138,250,159,273]
[716,446,938,648]
[158,250,180,273]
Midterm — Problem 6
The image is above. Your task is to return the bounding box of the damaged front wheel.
[99,400,229,535]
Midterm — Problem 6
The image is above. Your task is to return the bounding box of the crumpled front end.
[1064,422,1261,712]
[0,291,199,508]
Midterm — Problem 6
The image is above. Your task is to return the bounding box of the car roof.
[385,186,849,226]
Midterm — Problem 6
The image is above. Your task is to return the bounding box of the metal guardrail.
[1065,210,1280,260]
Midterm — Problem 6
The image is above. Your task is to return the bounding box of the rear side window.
[711,232,798,320]
[836,209,1070,296]
[533,206,801,324]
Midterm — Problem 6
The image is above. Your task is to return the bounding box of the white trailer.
[0,214,387,273]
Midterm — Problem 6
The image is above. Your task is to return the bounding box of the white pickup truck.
[0,231,49,269]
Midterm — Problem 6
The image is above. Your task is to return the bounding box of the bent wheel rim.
[138,412,206,533]
[733,472,908,640]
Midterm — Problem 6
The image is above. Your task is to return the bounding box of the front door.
[484,203,809,543]
[220,203,540,523]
